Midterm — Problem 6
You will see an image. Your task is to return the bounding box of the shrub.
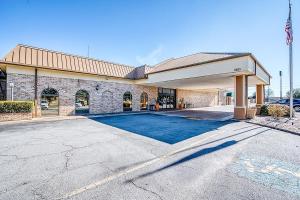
[260,105,269,116]
[0,101,33,113]
[282,104,295,117]
[267,104,287,118]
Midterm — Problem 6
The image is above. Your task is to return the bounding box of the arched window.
[140,92,148,110]
[123,91,132,111]
[75,90,89,114]
[41,88,59,116]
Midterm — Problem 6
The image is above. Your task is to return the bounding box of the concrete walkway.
[159,105,234,120]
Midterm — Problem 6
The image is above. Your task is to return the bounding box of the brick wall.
[0,112,32,122]
[7,73,157,116]
[7,72,227,116]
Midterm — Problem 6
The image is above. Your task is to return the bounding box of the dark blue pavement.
[93,113,234,144]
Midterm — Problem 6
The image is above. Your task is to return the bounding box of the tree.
[265,88,274,98]
[251,89,274,101]
[286,88,300,98]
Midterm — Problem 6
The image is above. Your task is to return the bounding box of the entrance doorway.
[41,88,59,116]
[158,88,176,110]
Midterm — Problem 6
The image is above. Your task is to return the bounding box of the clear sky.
[0,0,299,96]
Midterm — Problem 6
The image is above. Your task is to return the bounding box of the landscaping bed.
[248,115,300,135]
[247,104,300,135]
[0,101,33,122]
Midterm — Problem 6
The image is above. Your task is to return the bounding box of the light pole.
[267,86,270,102]
[9,82,14,101]
[279,70,283,99]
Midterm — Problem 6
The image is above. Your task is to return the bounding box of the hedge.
[0,101,34,113]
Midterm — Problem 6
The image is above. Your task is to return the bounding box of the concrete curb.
[0,116,87,126]
[246,121,300,136]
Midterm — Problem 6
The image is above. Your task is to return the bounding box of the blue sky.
[0,0,299,96]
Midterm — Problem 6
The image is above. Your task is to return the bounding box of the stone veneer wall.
[7,73,157,116]
[176,89,220,108]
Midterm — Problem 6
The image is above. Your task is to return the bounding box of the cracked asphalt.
[0,117,299,200]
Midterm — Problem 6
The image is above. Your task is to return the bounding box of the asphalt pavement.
[0,117,299,200]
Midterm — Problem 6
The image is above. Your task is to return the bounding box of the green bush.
[0,101,33,113]
[260,105,269,116]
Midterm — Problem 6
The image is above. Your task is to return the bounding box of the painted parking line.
[229,154,300,197]
[58,132,221,199]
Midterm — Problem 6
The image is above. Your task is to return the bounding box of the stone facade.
[176,89,222,108]
[7,73,157,116]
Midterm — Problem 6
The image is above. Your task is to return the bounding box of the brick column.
[256,84,265,106]
[234,75,247,119]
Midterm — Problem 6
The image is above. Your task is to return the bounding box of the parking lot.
[0,115,299,200]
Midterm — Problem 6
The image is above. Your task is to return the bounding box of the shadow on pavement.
[125,128,270,182]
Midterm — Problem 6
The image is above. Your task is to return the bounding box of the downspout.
[34,68,38,117]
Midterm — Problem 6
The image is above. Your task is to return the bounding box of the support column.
[234,75,247,119]
[34,68,38,117]
[256,84,265,107]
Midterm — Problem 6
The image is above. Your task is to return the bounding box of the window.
[75,90,89,114]
[123,92,132,111]
[41,88,59,116]
[140,92,148,110]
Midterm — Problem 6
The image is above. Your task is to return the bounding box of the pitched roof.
[1,44,136,79]
[147,52,251,74]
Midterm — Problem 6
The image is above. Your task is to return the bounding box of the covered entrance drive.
[141,52,271,120]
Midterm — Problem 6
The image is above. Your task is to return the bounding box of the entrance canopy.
[140,53,270,90]
[137,52,271,120]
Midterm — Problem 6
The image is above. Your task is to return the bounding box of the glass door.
[158,88,176,110]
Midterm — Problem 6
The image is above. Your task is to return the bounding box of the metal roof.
[1,44,136,79]
[0,45,270,79]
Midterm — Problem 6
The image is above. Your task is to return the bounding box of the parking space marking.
[229,154,300,197]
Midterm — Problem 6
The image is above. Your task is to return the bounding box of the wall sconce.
[95,84,100,91]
